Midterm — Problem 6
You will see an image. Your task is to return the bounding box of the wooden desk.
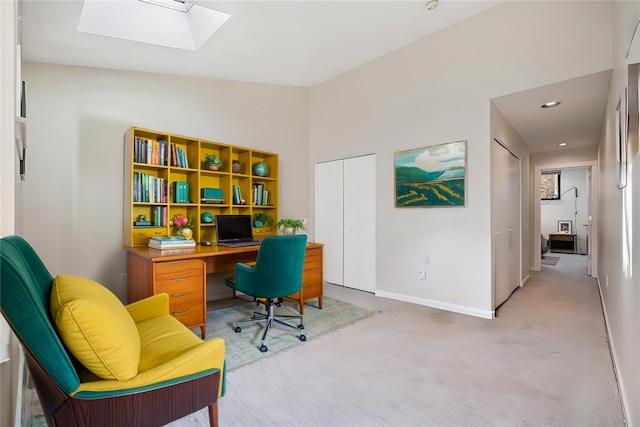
[548,233,576,254]
[126,243,324,337]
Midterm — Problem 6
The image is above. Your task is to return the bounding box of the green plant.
[204,154,222,170]
[277,218,305,234]
[253,212,275,226]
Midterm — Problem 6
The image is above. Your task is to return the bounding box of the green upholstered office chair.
[0,235,225,427]
[224,234,308,353]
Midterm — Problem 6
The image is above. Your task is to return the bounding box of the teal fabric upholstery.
[224,235,308,352]
[1,235,224,427]
[225,235,308,298]
[0,235,81,393]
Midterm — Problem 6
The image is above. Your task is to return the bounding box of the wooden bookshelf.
[124,127,279,247]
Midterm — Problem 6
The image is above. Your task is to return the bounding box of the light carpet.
[20,297,374,426]
[203,297,375,370]
[169,256,624,427]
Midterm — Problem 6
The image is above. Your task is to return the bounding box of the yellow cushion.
[50,275,141,381]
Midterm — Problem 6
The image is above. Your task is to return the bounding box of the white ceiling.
[19,0,612,153]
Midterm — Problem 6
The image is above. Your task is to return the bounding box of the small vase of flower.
[172,214,194,239]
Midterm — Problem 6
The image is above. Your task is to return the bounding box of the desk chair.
[224,235,307,352]
[1,235,225,427]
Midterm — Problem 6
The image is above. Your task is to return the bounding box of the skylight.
[77,0,231,51]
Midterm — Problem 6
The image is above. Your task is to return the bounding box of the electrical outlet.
[419,271,427,281]
[425,256,430,265]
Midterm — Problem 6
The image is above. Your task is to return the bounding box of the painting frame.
[558,220,572,234]
[394,140,467,208]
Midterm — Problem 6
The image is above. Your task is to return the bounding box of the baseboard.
[596,277,630,425]
[374,290,493,319]
[521,273,531,286]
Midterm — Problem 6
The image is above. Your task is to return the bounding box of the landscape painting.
[394,140,466,207]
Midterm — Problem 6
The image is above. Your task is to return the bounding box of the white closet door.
[491,140,521,309]
[315,160,344,285]
[343,155,376,292]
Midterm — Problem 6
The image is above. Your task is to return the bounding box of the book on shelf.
[232,185,245,205]
[133,137,168,166]
[171,181,189,203]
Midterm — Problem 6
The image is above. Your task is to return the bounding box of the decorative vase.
[281,227,295,235]
[180,228,193,240]
[252,162,268,177]
[232,160,242,173]
[254,220,263,227]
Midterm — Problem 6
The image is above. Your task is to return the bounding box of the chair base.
[24,348,220,427]
[234,298,306,352]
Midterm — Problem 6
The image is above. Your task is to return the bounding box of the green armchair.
[0,235,225,427]
[224,234,308,352]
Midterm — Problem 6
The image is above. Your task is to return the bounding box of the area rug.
[204,297,375,371]
[541,255,560,265]
[21,297,375,426]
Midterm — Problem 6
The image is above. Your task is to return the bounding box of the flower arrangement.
[172,214,194,233]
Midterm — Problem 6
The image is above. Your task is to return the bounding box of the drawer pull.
[172,276,190,281]
[171,291,189,298]
[172,309,189,315]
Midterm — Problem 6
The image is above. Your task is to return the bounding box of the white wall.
[21,63,309,302]
[309,1,612,318]
[541,167,590,254]
[599,2,640,424]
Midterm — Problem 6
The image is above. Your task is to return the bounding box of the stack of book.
[148,236,196,250]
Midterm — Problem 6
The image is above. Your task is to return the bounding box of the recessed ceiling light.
[558,142,569,147]
[425,0,439,11]
[541,101,561,108]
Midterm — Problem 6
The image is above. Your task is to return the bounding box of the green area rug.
[204,297,375,371]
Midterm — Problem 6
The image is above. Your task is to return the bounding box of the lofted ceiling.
[19,0,611,154]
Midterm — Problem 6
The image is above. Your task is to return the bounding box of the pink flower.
[173,214,187,227]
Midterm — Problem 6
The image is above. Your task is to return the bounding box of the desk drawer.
[156,260,204,276]
[132,228,166,246]
[153,260,205,329]
[304,248,322,263]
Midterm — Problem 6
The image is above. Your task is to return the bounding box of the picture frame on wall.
[558,220,572,234]
[615,87,628,189]
[394,140,467,208]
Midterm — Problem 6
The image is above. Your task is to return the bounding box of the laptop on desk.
[215,214,262,247]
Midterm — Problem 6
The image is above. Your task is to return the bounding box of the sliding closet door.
[491,139,521,309]
[315,160,344,285]
[315,155,376,292]
[343,155,376,292]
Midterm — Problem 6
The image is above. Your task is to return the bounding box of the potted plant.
[253,212,275,227]
[277,218,305,235]
[204,154,222,171]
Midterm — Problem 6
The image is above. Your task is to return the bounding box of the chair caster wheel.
[299,334,306,342]
[235,326,241,333]
[259,345,268,352]
[298,324,304,329]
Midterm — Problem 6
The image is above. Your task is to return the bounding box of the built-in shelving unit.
[124,127,278,247]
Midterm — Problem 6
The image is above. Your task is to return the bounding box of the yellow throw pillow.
[51,275,140,381]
